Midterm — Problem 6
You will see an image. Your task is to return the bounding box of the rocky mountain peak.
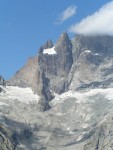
[37,32,73,94]
[44,39,53,49]
[39,39,53,53]
[8,33,113,111]
[55,32,71,51]
[58,32,69,41]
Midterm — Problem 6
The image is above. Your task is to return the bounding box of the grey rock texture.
[39,39,53,53]
[0,123,14,150]
[35,69,54,111]
[7,56,38,88]
[83,115,113,150]
[68,35,113,91]
[33,32,73,109]
[38,32,73,94]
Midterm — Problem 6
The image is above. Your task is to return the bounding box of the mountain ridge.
[7,33,113,96]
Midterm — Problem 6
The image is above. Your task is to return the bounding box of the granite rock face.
[35,33,73,110]
[7,32,73,109]
[38,32,73,94]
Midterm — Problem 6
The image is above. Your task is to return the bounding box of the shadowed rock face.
[7,32,73,105]
[0,75,5,85]
[72,35,113,56]
[34,33,73,110]
[38,32,73,94]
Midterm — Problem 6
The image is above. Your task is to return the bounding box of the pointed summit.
[37,32,73,94]
[60,32,69,39]
[55,32,70,48]
[44,40,53,49]
[39,40,53,53]
[55,32,72,55]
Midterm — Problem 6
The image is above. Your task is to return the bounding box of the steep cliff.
[69,35,113,91]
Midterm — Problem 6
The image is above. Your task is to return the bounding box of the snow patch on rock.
[85,50,91,53]
[43,46,57,55]
[95,53,99,56]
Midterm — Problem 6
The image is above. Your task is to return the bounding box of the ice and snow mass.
[95,53,99,55]
[85,50,91,53]
[0,86,40,104]
[51,88,113,105]
[43,46,57,55]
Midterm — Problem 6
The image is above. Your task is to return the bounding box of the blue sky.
[0,0,112,79]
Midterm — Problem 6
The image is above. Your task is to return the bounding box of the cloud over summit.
[69,1,113,36]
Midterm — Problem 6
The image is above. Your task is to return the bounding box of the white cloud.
[56,5,77,24]
[69,1,113,35]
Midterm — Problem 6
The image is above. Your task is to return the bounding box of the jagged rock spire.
[38,32,73,94]
[39,40,53,53]
[55,32,71,50]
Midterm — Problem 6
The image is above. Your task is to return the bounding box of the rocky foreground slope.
[1,33,113,149]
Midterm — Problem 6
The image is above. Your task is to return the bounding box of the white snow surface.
[50,88,113,132]
[0,86,40,104]
[52,88,113,105]
[76,135,84,142]
[85,50,91,53]
[43,46,57,55]
[95,53,99,56]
